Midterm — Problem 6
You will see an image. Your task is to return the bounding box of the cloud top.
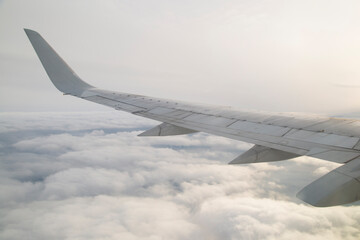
[0,112,359,240]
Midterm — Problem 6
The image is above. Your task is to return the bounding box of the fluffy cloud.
[0,112,359,240]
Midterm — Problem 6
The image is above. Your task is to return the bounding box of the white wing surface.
[24,29,360,207]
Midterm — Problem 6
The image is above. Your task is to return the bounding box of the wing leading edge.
[25,29,360,207]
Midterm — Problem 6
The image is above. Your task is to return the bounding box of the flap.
[229,145,299,164]
[297,158,360,207]
[138,123,197,136]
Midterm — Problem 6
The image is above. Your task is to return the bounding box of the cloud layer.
[1,112,359,240]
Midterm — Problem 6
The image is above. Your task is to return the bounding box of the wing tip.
[24,28,94,96]
[24,28,39,36]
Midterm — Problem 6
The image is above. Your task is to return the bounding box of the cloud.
[0,112,359,240]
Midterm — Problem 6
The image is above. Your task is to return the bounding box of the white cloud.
[1,112,359,240]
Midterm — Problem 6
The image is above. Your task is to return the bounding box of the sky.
[1,1,360,239]
[1,0,360,114]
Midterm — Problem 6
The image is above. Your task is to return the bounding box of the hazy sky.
[1,0,360,114]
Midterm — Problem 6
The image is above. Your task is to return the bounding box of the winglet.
[24,29,93,96]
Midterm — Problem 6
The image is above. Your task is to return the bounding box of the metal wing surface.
[24,29,360,207]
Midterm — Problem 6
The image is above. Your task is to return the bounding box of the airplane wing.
[24,29,360,207]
